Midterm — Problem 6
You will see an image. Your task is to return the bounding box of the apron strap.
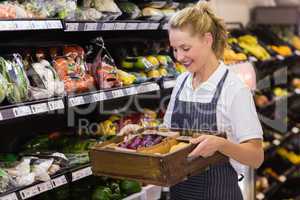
[175,73,190,99]
[211,69,229,103]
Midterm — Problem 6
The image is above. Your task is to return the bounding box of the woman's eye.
[183,47,190,51]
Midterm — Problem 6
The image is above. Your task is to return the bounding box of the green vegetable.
[119,180,141,195]
[92,186,112,200]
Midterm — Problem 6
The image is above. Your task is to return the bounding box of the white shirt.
[163,62,263,175]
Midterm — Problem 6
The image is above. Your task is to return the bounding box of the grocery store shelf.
[0,19,63,31]
[68,82,160,107]
[0,97,64,122]
[163,78,176,89]
[0,164,91,200]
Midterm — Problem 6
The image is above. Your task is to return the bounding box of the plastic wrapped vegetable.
[0,54,30,104]
[27,59,64,100]
[0,73,7,104]
[118,2,141,20]
[0,168,16,193]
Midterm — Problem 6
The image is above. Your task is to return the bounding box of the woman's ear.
[202,32,213,48]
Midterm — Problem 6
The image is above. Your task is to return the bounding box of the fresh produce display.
[0,54,30,104]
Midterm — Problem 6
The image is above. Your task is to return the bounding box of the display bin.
[89,127,227,187]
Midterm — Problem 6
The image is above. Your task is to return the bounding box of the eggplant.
[127,136,143,149]
[140,134,154,147]
[152,136,163,145]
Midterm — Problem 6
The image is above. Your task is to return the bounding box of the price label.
[126,23,138,30]
[140,83,159,93]
[0,193,18,200]
[31,103,48,114]
[295,50,300,56]
[126,87,137,95]
[276,55,284,60]
[51,175,68,188]
[37,181,52,193]
[114,23,126,30]
[13,106,32,118]
[66,23,79,31]
[149,23,159,30]
[162,23,169,30]
[0,21,17,30]
[48,100,64,111]
[272,139,280,146]
[69,96,85,107]
[111,90,123,98]
[72,167,92,182]
[20,185,40,199]
[84,23,98,31]
[102,23,115,30]
[0,112,3,121]
[93,92,106,102]
[46,20,62,29]
[292,127,300,134]
[15,21,32,30]
[164,80,176,89]
[138,23,149,30]
[32,21,47,30]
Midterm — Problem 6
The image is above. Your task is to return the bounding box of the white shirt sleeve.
[229,86,263,143]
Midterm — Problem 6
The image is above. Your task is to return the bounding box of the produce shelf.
[0,163,91,200]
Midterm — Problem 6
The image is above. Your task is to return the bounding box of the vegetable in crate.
[119,180,141,195]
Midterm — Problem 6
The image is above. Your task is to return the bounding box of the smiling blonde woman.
[163,2,264,200]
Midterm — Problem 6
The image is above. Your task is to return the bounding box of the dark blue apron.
[170,70,243,200]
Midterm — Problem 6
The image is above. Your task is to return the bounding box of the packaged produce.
[117,2,141,20]
[0,54,30,103]
[27,59,64,100]
[0,73,7,104]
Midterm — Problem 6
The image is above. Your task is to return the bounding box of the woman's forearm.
[219,139,264,169]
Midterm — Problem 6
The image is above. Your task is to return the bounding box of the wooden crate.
[89,128,228,186]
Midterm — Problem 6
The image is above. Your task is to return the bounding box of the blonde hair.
[169,1,227,59]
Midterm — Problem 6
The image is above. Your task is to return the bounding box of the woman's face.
[169,27,213,73]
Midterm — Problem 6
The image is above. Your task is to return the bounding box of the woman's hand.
[118,124,142,136]
[188,135,226,158]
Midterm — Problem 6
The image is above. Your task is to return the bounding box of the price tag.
[149,23,159,30]
[276,55,284,60]
[126,87,137,95]
[0,193,18,200]
[256,193,265,200]
[72,167,92,182]
[248,56,258,62]
[32,21,47,30]
[162,23,169,30]
[102,23,115,30]
[0,21,17,30]
[126,23,138,30]
[114,23,126,30]
[295,50,300,56]
[164,80,176,89]
[278,175,287,182]
[66,23,79,31]
[48,100,64,111]
[84,23,98,31]
[20,185,40,199]
[46,20,62,29]
[15,21,32,30]
[292,127,300,134]
[92,92,106,102]
[37,181,52,193]
[31,103,48,114]
[0,112,3,121]
[51,175,68,188]
[13,106,32,118]
[138,23,149,30]
[69,96,85,107]
[111,90,123,98]
[272,139,280,146]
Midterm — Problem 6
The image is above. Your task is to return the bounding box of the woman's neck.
[192,56,219,90]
